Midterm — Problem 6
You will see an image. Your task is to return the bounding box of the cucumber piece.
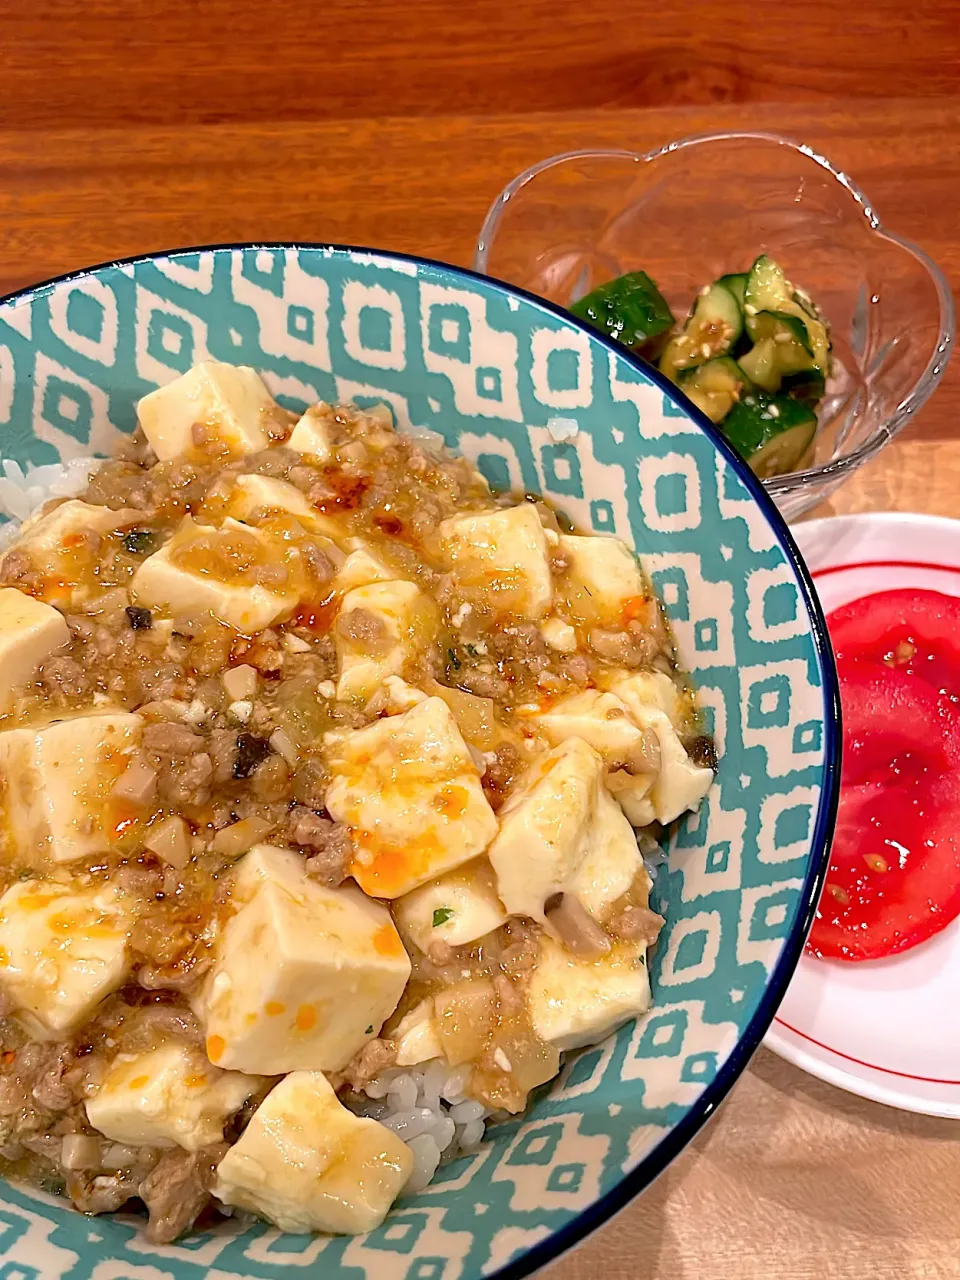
[716,272,748,308]
[744,255,792,314]
[744,256,830,372]
[792,285,826,325]
[738,311,816,393]
[659,281,743,379]
[750,419,818,478]
[570,271,675,351]
[677,356,749,424]
[791,290,830,372]
[750,310,813,357]
[720,392,818,479]
[738,339,781,392]
[782,367,827,406]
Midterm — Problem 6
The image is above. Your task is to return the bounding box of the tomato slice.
[810,769,960,960]
[808,659,960,961]
[827,587,960,701]
[836,657,960,786]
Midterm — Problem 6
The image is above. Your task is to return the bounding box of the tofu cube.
[201,845,410,1074]
[352,402,398,449]
[528,689,649,768]
[287,402,395,461]
[86,1041,262,1151]
[137,361,278,461]
[608,673,713,825]
[0,712,148,865]
[0,880,130,1038]
[393,858,506,954]
[609,669,687,729]
[287,404,335,461]
[540,616,578,653]
[223,474,347,543]
[132,517,306,633]
[3,500,144,607]
[573,781,650,923]
[324,697,498,897]
[334,579,439,702]
[0,588,69,711]
[380,676,429,715]
[332,541,397,594]
[556,533,649,626]
[391,998,443,1068]
[487,738,640,923]
[526,934,652,1052]
[604,769,656,828]
[213,1071,412,1235]
[16,498,143,546]
[439,504,553,619]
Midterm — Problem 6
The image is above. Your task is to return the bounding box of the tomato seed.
[826,883,850,905]
[864,853,889,873]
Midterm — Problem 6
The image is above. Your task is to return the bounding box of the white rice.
[0,456,99,544]
[349,1060,493,1194]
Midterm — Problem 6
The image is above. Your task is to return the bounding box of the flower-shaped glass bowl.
[475,132,954,521]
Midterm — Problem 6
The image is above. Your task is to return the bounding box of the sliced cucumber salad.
[569,270,675,354]
[659,282,743,380]
[722,393,817,480]
[568,254,830,479]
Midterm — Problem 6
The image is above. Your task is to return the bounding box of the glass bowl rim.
[475,129,956,496]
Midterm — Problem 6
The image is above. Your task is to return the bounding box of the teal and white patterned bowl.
[0,246,840,1280]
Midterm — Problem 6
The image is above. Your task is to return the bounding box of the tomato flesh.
[809,633,960,960]
[811,738,960,959]
[828,587,960,703]
[837,657,960,787]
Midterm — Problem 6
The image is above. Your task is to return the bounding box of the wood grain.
[0,98,957,443]
[814,439,960,521]
[1,1,958,129]
[555,1048,960,1279]
[1,90,960,1279]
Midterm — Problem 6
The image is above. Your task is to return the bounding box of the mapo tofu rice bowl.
[0,361,714,1238]
[0,248,836,1277]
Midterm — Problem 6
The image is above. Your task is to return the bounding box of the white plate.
[765,512,960,1117]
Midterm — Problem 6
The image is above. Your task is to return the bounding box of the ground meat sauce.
[0,394,711,1238]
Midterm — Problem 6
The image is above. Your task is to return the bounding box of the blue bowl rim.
[0,242,842,1280]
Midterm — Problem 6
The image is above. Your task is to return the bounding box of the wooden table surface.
[0,74,958,1279]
